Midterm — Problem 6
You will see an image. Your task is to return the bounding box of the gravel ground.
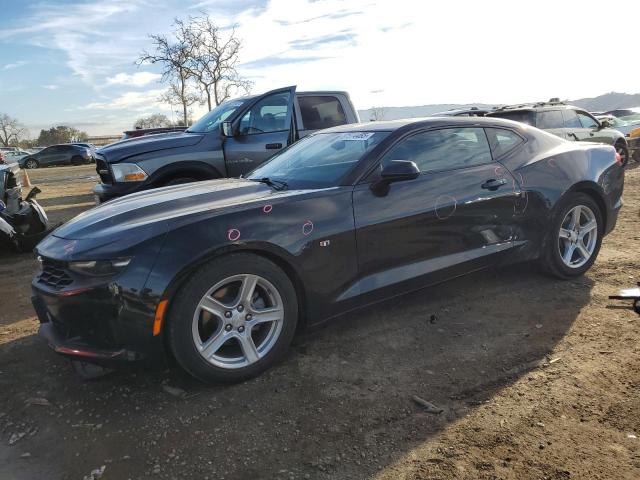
[0,164,638,480]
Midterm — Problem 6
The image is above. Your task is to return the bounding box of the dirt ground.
[0,164,638,480]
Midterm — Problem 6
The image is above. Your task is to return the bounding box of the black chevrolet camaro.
[31,117,624,383]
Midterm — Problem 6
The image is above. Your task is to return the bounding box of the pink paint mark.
[494,166,505,177]
[302,220,314,236]
[547,158,557,168]
[262,204,272,214]
[227,228,241,241]
[63,240,77,255]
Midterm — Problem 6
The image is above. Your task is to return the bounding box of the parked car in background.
[33,116,624,382]
[19,144,93,169]
[597,115,640,162]
[93,86,359,203]
[603,108,640,120]
[121,126,188,141]
[487,99,630,165]
[3,149,31,164]
[429,106,491,117]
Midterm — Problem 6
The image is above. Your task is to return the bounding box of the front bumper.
[93,181,145,203]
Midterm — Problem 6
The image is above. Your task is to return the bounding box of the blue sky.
[1,0,639,137]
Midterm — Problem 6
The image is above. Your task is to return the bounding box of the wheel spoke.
[237,275,258,307]
[559,228,572,239]
[199,296,227,318]
[248,307,283,328]
[562,243,576,264]
[238,333,260,363]
[568,206,581,230]
[576,241,590,260]
[200,330,234,359]
[579,220,597,238]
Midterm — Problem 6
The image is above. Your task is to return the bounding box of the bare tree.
[134,113,173,129]
[138,18,198,126]
[189,17,253,110]
[369,106,385,121]
[0,113,26,147]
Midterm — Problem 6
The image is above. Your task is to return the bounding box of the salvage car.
[487,100,630,165]
[0,162,50,252]
[93,86,359,203]
[20,144,94,169]
[32,117,624,383]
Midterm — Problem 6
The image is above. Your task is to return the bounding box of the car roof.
[321,116,529,133]
[491,100,586,113]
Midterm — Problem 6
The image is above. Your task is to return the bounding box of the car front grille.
[37,259,73,290]
[95,156,112,184]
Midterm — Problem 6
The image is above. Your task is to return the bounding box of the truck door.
[223,86,296,177]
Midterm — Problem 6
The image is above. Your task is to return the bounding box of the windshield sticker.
[339,132,375,141]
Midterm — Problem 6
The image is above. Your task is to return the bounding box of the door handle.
[265,143,282,150]
[481,178,507,190]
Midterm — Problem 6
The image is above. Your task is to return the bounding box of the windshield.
[187,99,248,133]
[247,131,390,189]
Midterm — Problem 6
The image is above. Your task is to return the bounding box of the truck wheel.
[24,158,39,169]
[615,141,629,167]
[167,253,298,383]
[163,177,198,186]
[539,192,603,279]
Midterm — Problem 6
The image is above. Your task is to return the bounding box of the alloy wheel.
[557,205,598,268]
[191,274,284,369]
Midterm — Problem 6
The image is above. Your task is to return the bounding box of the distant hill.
[357,92,640,121]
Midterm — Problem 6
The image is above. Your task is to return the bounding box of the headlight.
[111,163,148,182]
[68,258,132,276]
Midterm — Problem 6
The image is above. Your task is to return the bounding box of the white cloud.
[3,60,29,70]
[82,88,168,111]
[42,84,59,90]
[106,72,162,87]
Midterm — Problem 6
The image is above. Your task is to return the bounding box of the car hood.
[50,178,299,242]
[97,131,205,163]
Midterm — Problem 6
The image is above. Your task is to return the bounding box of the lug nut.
[224,324,232,332]
[245,313,253,321]
[224,311,232,318]
[238,326,245,333]
[237,305,244,312]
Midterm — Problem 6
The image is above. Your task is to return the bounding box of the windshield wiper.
[252,177,288,191]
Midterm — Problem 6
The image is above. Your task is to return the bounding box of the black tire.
[539,192,603,279]
[163,177,198,186]
[70,155,84,166]
[615,140,629,167]
[167,253,298,383]
[24,158,38,169]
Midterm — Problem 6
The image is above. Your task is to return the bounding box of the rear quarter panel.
[499,129,623,260]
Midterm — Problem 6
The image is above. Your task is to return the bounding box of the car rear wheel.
[615,141,629,167]
[539,192,603,279]
[24,158,38,169]
[167,253,298,383]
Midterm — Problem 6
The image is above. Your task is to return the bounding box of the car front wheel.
[24,158,38,169]
[540,192,603,279]
[167,253,298,383]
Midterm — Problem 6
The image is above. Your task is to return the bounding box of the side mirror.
[371,160,420,195]
[380,160,420,182]
[220,121,234,137]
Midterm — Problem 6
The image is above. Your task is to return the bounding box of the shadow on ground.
[0,263,592,479]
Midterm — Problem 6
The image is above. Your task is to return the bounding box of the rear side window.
[485,128,524,158]
[298,96,347,130]
[537,110,564,129]
[489,110,535,126]
[562,109,581,128]
[381,127,492,173]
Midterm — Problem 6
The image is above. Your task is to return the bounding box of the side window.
[298,96,347,130]
[536,110,564,129]
[485,128,524,158]
[239,91,291,135]
[562,109,581,128]
[577,112,599,129]
[381,128,492,173]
